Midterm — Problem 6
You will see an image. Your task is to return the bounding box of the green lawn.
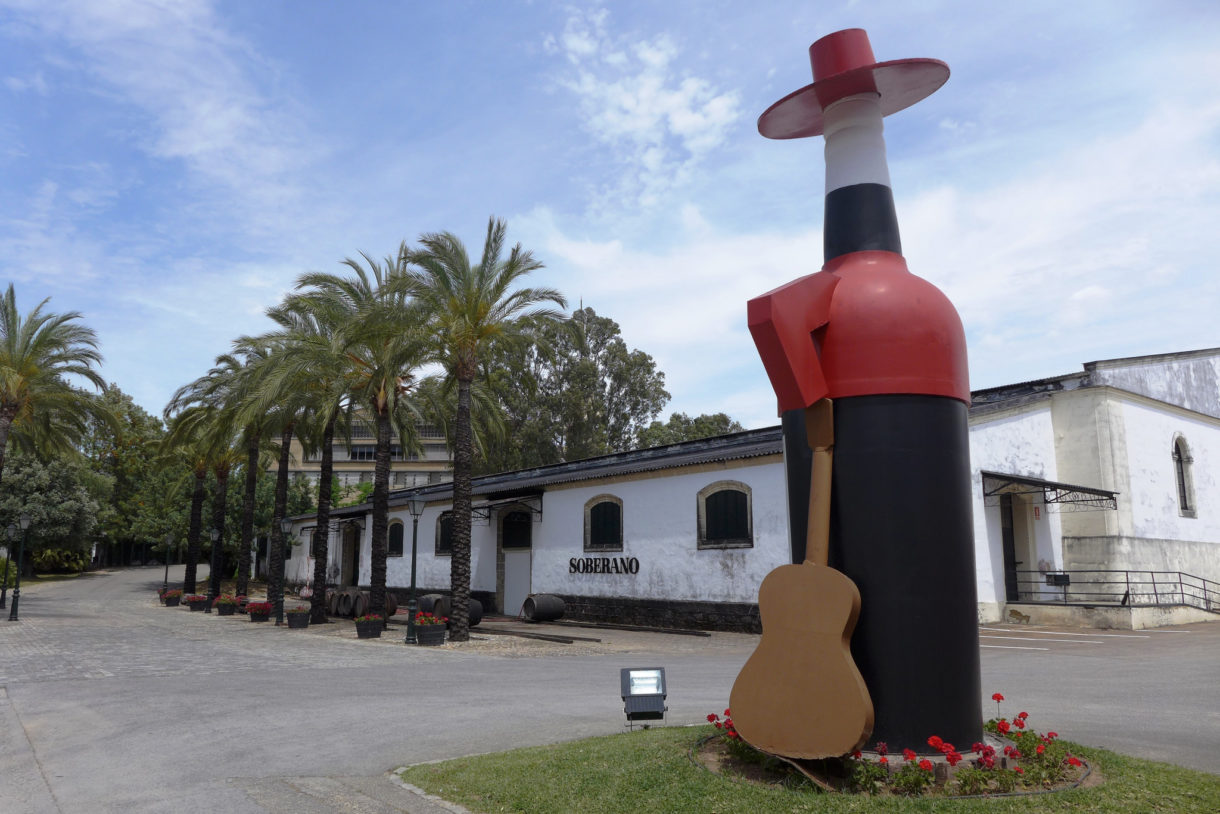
[399,726,1220,813]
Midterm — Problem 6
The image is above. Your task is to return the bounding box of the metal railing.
[1013,569,1220,613]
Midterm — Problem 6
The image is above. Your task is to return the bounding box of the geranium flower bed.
[700,693,1092,797]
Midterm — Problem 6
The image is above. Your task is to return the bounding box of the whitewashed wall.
[968,404,1062,611]
[530,460,788,604]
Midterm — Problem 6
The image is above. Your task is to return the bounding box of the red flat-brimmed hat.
[758,28,948,140]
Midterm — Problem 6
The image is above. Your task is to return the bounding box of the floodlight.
[620,667,667,729]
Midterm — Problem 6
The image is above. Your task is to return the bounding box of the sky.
[2,0,1219,430]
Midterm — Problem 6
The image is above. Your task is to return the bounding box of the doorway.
[500,509,532,617]
[1000,494,1037,602]
[341,524,359,587]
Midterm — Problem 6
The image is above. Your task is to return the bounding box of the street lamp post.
[1,524,14,609]
[276,518,292,625]
[404,496,426,644]
[205,528,218,613]
[9,513,31,622]
[162,533,173,593]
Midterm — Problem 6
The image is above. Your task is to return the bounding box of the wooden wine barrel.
[385,592,398,617]
[522,594,565,622]
[337,590,353,617]
[327,590,339,616]
[354,591,369,619]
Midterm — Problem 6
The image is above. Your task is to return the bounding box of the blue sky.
[2,0,1218,429]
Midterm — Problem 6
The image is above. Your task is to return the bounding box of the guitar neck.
[804,399,834,567]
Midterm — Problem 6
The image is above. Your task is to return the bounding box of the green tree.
[0,453,109,573]
[0,284,107,490]
[81,384,166,565]
[638,412,745,448]
[405,217,565,641]
[479,307,669,472]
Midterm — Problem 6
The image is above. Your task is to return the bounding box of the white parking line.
[980,635,1103,644]
[981,644,1050,651]
[981,627,1150,638]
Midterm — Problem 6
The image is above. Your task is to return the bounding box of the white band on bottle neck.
[823,93,891,194]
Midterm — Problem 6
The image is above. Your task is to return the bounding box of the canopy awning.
[981,471,1118,512]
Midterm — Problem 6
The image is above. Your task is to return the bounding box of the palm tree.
[161,409,215,594]
[0,284,106,490]
[292,254,429,622]
[259,296,358,624]
[404,217,565,641]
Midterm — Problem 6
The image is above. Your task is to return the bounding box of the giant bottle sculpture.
[733,28,983,753]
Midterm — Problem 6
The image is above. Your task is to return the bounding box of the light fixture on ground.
[277,518,293,625]
[404,495,426,644]
[162,532,173,593]
[620,667,667,730]
[205,528,218,613]
[1,523,14,609]
[8,513,31,622]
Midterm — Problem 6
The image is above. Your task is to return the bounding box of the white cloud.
[547,6,742,210]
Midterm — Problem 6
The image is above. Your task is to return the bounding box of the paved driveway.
[1,568,1217,813]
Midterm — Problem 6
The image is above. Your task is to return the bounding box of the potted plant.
[247,601,272,622]
[185,594,208,611]
[163,589,183,608]
[286,605,310,629]
[213,594,238,616]
[354,613,383,639]
[414,611,447,646]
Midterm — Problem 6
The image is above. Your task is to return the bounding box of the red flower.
[1017,711,1029,720]
[939,742,955,755]
[851,750,862,760]
[874,741,888,756]
[918,759,933,772]
[927,735,944,750]
[706,713,717,723]
[1013,718,1026,730]
[1003,746,1014,757]
[879,756,888,765]
[991,693,1005,702]
[971,742,985,754]
[727,731,739,740]
[903,748,917,762]
[1014,766,1024,775]
[996,719,1011,734]
[713,721,722,729]
[1067,755,1083,767]
[1046,731,1058,740]
[724,709,731,717]
[946,751,962,767]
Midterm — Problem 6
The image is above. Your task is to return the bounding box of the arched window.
[435,512,453,556]
[388,521,404,557]
[584,495,623,551]
[1172,435,1196,518]
[697,481,753,549]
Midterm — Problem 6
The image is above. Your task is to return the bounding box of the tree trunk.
[369,405,391,622]
[183,468,206,593]
[236,431,259,597]
[310,412,337,624]
[0,413,12,494]
[208,465,229,601]
[269,422,294,623]
[448,376,473,642]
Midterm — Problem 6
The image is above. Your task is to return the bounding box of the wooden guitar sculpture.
[729,399,874,758]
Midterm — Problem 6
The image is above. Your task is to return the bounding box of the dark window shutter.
[388,523,404,557]
[706,490,748,541]
[589,501,622,549]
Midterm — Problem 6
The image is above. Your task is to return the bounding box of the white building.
[284,349,1220,629]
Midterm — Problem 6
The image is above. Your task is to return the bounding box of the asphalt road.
[1,567,1216,813]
